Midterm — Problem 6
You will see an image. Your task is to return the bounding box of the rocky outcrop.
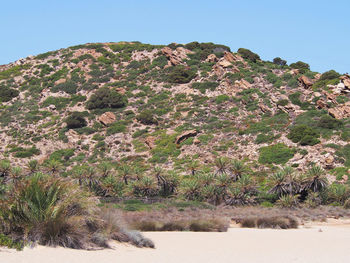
[234,79,252,90]
[98,112,116,126]
[175,130,198,144]
[145,136,156,149]
[206,54,218,63]
[328,103,350,119]
[298,75,314,88]
[161,47,192,66]
[340,74,350,89]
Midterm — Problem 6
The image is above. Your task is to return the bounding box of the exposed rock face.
[161,47,192,66]
[316,99,328,109]
[234,79,252,90]
[298,75,314,88]
[175,130,198,144]
[98,112,116,126]
[340,74,350,89]
[145,136,156,149]
[328,103,350,119]
[206,54,218,63]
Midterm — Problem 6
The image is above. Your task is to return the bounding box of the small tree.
[273,57,287,66]
[237,48,260,63]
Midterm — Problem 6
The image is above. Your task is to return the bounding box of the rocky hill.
[1,41,350,183]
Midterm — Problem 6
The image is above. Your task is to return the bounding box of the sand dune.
[1,222,350,263]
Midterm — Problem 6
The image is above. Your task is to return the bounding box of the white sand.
[1,222,350,263]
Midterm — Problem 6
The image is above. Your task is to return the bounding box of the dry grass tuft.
[240,215,299,229]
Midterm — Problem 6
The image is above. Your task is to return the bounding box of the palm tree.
[230,159,246,181]
[181,179,201,201]
[214,157,230,176]
[268,171,288,197]
[132,176,158,197]
[281,166,301,195]
[46,159,63,175]
[154,168,178,197]
[0,160,11,177]
[187,160,200,176]
[9,167,23,185]
[302,165,328,192]
[119,164,131,185]
[27,160,39,175]
[97,162,112,178]
[225,186,255,206]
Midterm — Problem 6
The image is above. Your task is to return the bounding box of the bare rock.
[161,47,192,66]
[234,79,252,90]
[217,59,232,68]
[298,75,314,88]
[259,103,271,113]
[316,99,328,109]
[328,104,350,119]
[98,112,116,126]
[340,74,350,89]
[145,136,156,149]
[206,54,218,63]
[175,130,198,144]
[223,51,235,62]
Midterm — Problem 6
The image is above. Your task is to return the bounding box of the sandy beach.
[1,220,350,263]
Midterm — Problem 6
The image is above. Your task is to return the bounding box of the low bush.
[51,80,78,94]
[192,81,218,94]
[65,112,87,129]
[289,61,310,74]
[136,110,158,125]
[287,125,320,146]
[237,48,260,62]
[0,86,19,102]
[132,218,228,232]
[86,87,127,110]
[319,70,340,81]
[259,143,295,165]
[166,66,196,84]
[273,57,287,66]
[240,216,298,229]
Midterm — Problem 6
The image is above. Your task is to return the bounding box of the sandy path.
[1,224,350,263]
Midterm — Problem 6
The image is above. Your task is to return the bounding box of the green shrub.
[136,110,158,125]
[0,86,19,102]
[287,125,320,146]
[237,48,260,62]
[319,70,340,81]
[65,112,87,129]
[86,87,127,110]
[51,80,78,94]
[192,82,218,94]
[317,115,342,129]
[0,173,92,248]
[12,147,40,158]
[289,61,310,74]
[0,233,23,250]
[166,66,196,84]
[277,99,289,106]
[273,57,287,66]
[106,122,127,135]
[215,94,230,104]
[259,143,295,164]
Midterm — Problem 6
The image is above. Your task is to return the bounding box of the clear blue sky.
[1,0,349,73]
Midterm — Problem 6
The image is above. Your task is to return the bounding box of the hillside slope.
[1,41,350,183]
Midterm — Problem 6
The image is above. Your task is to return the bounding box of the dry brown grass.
[118,205,350,232]
[240,216,299,229]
